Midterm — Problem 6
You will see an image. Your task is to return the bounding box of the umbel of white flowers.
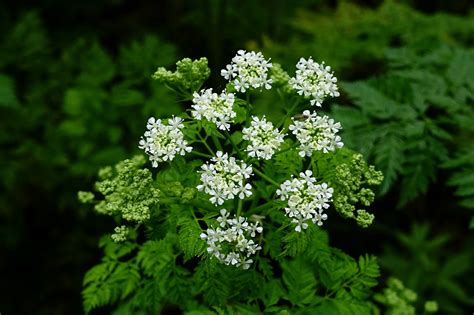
[191,88,236,131]
[242,115,285,160]
[138,116,192,168]
[289,57,340,107]
[221,49,273,92]
[138,50,345,267]
[197,151,253,206]
[276,170,334,232]
[200,209,263,269]
[289,110,343,157]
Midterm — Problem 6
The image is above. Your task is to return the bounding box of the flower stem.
[197,132,215,156]
[274,143,299,156]
[253,167,280,187]
[211,134,223,151]
[224,130,244,159]
[191,151,213,159]
[237,198,243,217]
[277,99,300,128]
[246,93,252,126]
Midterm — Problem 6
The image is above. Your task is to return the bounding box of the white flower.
[276,170,333,232]
[197,151,254,205]
[221,50,272,92]
[242,116,285,160]
[200,210,263,269]
[217,209,230,227]
[313,210,328,226]
[289,110,343,156]
[289,57,339,106]
[248,222,263,237]
[139,116,192,168]
[191,88,236,131]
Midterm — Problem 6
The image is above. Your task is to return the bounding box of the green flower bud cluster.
[270,63,292,93]
[152,57,210,92]
[374,278,432,315]
[93,155,160,223]
[160,180,197,203]
[181,187,197,203]
[78,191,95,204]
[424,301,438,313]
[331,153,383,227]
[111,225,129,243]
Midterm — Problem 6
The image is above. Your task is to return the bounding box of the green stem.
[274,143,300,156]
[224,130,243,159]
[246,93,252,126]
[247,201,276,216]
[190,207,202,229]
[311,158,319,177]
[191,151,213,159]
[277,99,300,128]
[237,198,243,217]
[253,167,280,187]
[211,134,223,151]
[198,132,215,156]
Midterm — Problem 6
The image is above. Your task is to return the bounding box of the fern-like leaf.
[177,217,206,261]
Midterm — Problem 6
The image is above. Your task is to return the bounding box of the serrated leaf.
[342,81,398,119]
[281,259,317,306]
[374,133,404,194]
[177,217,206,260]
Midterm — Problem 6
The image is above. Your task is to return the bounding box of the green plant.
[262,0,474,78]
[330,45,474,211]
[78,51,409,314]
[379,224,473,313]
[374,277,438,315]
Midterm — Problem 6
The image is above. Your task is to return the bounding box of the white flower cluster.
[111,225,129,243]
[289,110,343,157]
[191,88,236,131]
[289,57,340,106]
[200,209,263,269]
[221,50,272,92]
[242,116,285,160]
[197,151,253,205]
[139,116,192,168]
[276,170,334,232]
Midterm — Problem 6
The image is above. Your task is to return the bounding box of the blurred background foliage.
[0,0,473,314]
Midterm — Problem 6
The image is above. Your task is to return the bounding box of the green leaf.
[177,217,206,260]
[342,81,398,120]
[82,261,140,314]
[281,258,317,306]
[193,260,231,306]
[262,279,284,308]
[374,133,404,194]
[0,74,19,108]
[137,239,174,278]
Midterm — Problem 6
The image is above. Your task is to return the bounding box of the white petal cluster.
[276,170,333,232]
[242,116,285,160]
[139,116,192,168]
[200,209,263,269]
[289,110,343,157]
[221,50,272,92]
[197,151,253,205]
[289,57,340,106]
[191,88,236,131]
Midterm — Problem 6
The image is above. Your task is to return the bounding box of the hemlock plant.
[79,51,435,314]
